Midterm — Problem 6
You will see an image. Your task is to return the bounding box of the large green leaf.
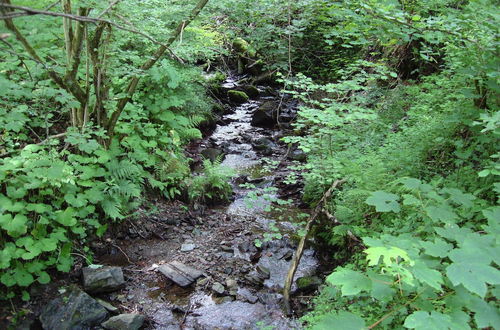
[404,311,454,330]
[446,248,500,297]
[312,311,366,330]
[55,208,77,227]
[366,191,400,213]
[0,214,28,237]
[327,268,372,296]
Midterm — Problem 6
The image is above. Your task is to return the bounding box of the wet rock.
[277,249,294,261]
[228,90,249,104]
[96,298,119,313]
[201,148,224,162]
[252,137,276,155]
[236,288,259,304]
[102,314,145,330]
[220,244,233,252]
[212,282,225,295]
[40,286,108,330]
[225,278,238,289]
[82,265,125,293]
[159,261,203,287]
[180,243,196,252]
[242,85,260,98]
[251,101,278,128]
[197,277,210,287]
[288,148,307,162]
[245,272,264,286]
[185,301,294,330]
[296,276,322,292]
[256,265,271,279]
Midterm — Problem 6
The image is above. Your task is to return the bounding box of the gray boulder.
[82,266,125,293]
[252,137,276,155]
[102,314,145,330]
[242,85,260,98]
[251,101,278,128]
[40,286,108,330]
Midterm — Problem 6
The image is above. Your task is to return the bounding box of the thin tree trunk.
[282,179,345,315]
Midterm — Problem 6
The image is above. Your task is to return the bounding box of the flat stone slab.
[158,261,203,287]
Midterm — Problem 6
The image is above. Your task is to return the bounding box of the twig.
[111,243,132,264]
[283,179,346,315]
[96,0,122,19]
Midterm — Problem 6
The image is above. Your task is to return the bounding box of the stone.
[256,265,271,279]
[201,148,224,162]
[236,287,259,304]
[228,90,249,104]
[251,101,278,128]
[244,272,264,286]
[288,148,307,162]
[159,261,203,287]
[242,85,260,98]
[296,276,322,292]
[225,278,238,289]
[102,314,145,330]
[96,298,119,313]
[252,137,276,155]
[180,243,196,252]
[212,282,225,295]
[40,286,108,330]
[82,265,125,293]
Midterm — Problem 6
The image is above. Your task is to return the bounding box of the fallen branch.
[282,179,346,315]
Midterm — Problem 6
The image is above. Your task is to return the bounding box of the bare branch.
[96,0,122,19]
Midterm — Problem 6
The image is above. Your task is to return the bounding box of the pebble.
[181,243,196,252]
[212,282,225,295]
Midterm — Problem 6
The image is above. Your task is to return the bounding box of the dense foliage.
[0,0,220,299]
[1,0,498,329]
[271,0,499,328]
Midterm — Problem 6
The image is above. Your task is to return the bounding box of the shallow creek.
[104,77,318,329]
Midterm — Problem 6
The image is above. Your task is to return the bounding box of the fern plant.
[187,156,234,205]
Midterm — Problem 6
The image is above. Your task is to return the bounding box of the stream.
[117,76,319,329]
[22,75,321,330]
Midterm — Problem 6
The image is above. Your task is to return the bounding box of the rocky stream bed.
[5,75,327,330]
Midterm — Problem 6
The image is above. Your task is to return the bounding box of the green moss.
[228,90,249,103]
[233,37,249,54]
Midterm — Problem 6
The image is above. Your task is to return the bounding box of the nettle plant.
[311,178,499,329]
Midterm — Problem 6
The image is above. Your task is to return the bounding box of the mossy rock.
[228,90,249,104]
[296,276,322,292]
[233,37,249,54]
[242,85,260,98]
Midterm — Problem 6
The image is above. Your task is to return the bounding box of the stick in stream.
[282,179,345,315]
